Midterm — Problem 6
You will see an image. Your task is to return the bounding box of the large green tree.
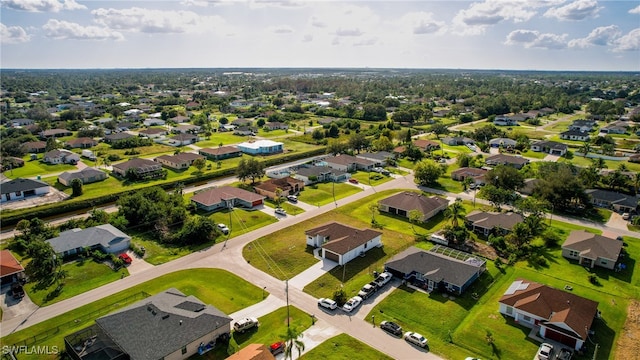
[413,159,444,186]
[236,158,265,184]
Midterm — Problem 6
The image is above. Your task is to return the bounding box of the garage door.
[324,250,340,263]
[545,328,577,348]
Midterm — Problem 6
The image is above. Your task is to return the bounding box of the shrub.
[333,289,347,306]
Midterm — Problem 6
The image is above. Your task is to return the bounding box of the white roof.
[238,140,283,150]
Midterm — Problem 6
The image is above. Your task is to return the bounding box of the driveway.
[0,284,38,322]
[287,253,337,290]
[605,212,629,232]
[123,250,155,275]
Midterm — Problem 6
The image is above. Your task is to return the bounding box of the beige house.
[561,230,622,270]
[378,191,449,222]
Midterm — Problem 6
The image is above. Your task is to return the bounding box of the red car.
[118,253,132,264]
[348,178,359,184]
[270,341,285,355]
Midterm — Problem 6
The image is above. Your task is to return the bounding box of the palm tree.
[368,203,379,224]
[408,209,423,234]
[580,141,591,157]
[281,327,305,360]
[444,198,466,228]
[592,157,607,171]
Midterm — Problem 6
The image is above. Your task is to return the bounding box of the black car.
[380,321,402,336]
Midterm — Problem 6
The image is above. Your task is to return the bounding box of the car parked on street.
[537,343,554,360]
[380,321,402,336]
[233,317,259,333]
[218,223,230,235]
[317,298,337,310]
[404,331,428,348]
[342,296,362,312]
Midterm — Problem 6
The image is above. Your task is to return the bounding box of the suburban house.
[560,130,590,141]
[66,137,98,149]
[493,116,517,126]
[324,154,376,172]
[442,136,475,146]
[170,133,198,146]
[561,230,623,270]
[585,189,638,213]
[233,126,256,136]
[355,151,394,166]
[600,123,627,135]
[143,118,166,126]
[173,124,201,134]
[465,210,524,235]
[40,129,72,138]
[518,178,541,196]
[413,139,440,151]
[378,191,449,222]
[629,154,640,163]
[226,344,276,360]
[0,250,25,285]
[237,140,284,155]
[138,128,168,138]
[46,224,131,257]
[10,118,35,127]
[112,158,164,178]
[498,279,599,351]
[264,121,288,130]
[155,153,205,170]
[530,140,568,156]
[450,167,487,184]
[305,222,382,265]
[43,149,81,164]
[568,119,597,132]
[485,154,529,169]
[231,118,253,127]
[199,146,243,161]
[294,166,350,184]
[385,245,486,295]
[65,288,233,360]
[1,178,50,202]
[58,168,108,186]
[190,186,265,212]
[21,141,47,153]
[1,156,25,170]
[104,132,135,143]
[488,138,517,148]
[253,177,304,200]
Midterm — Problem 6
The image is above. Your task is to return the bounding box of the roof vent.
[162,314,170,320]
[180,320,183,326]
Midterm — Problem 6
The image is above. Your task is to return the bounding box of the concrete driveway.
[123,250,155,275]
[0,284,38,322]
[606,212,630,232]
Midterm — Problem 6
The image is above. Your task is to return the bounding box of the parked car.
[374,272,393,287]
[275,207,287,215]
[348,178,359,184]
[218,223,230,235]
[537,343,554,360]
[357,283,378,299]
[380,321,402,336]
[403,331,428,348]
[622,212,630,220]
[342,296,363,312]
[233,317,259,333]
[270,341,285,355]
[118,253,132,265]
[287,195,298,203]
[11,283,25,299]
[317,298,337,310]
[464,358,481,360]
[557,348,572,360]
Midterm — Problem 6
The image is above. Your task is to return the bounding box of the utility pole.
[285,279,290,328]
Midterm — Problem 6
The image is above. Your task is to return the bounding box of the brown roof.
[172,133,197,141]
[379,192,448,217]
[499,279,598,340]
[451,167,487,178]
[139,128,166,135]
[305,222,382,255]
[22,141,46,149]
[200,146,241,156]
[191,186,264,207]
[413,139,440,149]
[486,154,529,166]
[465,210,524,231]
[67,137,97,146]
[254,177,304,193]
[0,250,24,278]
[112,158,161,172]
[562,230,623,261]
[225,344,275,360]
[325,154,375,167]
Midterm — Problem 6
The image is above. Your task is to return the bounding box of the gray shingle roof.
[379,192,448,218]
[465,210,524,231]
[96,288,232,360]
[46,224,130,254]
[0,178,49,194]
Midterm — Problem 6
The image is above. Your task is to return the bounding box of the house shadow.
[326,247,387,283]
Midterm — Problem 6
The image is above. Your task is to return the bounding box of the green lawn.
[299,333,394,360]
[6,158,77,179]
[350,171,393,187]
[130,232,212,265]
[1,269,265,357]
[25,259,128,306]
[208,207,278,237]
[263,199,305,215]
[520,150,547,159]
[297,182,363,207]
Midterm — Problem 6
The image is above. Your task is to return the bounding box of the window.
[182,346,187,355]
[505,306,513,315]
[600,259,607,265]
[523,315,531,322]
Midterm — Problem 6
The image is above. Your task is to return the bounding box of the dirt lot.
[616,300,640,360]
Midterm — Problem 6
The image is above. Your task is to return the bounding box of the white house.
[237,140,283,155]
[1,178,50,202]
[305,222,382,265]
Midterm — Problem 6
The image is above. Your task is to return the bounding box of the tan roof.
[139,128,166,135]
[562,230,622,261]
[200,146,241,156]
[451,167,487,178]
[254,177,304,193]
[499,279,598,340]
[0,250,24,277]
[191,186,264,207]
[413,139,440,149]
[378,192,448,217]
[225,344,275,360]
[486,154,529,166]
[305,222,382,255]
[465,210,524,231]
[112,158,161,172]
[67,137,96,146]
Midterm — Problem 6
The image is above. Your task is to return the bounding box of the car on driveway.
[275,208,287,215]
[374,272,393,287]
[357,283,378,299]
[218,223,230,235]
[118,253,132,264]
[270,341,285,355]
[622,212,630,220]
[317,298,337,310]
[557,348,572,360]
[404,331,428,348]
[287,195,298,203]
[380,321,402,336]
[348,178,359,184]
[537,343,554,360]
[342,296,362,312]
[233,317,259,333]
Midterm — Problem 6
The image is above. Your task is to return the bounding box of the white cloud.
[452,1,542,35]
[310,16,326,28]
[269,25,293,34]
[629,5,640,14]
[248,0,303,9]
[568,25,621,48]
[180,0,209,6]
[1,0,85,12]
[43,19,124,40]
[302,34,312,42]
[398,12,445,35]
[354,37,377,46]
[335,28,363,37]
[505,29,567,49]
[544,0,602,21]
[91,7,227,34]
[1,23,30,44]
[613,28,640,52]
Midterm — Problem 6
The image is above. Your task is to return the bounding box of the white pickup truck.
[374,272,393,287]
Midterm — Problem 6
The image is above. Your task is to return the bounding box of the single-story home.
[568,119,596,132]
[530,140,568,156]
[378,191,449,222]
[629,154,640,163]
[1,156,25,171]
[112,158,164,178]
[143,118,166,127]
[518,178,541,196]
[1,178,50,202]
[40,129,72,138]
[441,136,475,146]
[58,168,108,186]
[155,153,205,170]
[198,146,243,161]
[585,189,638,213]
[294,166,350,184]
[355,151,394,166]
[450,167,487,184]
[264,121,288,130]
[226,344,276,360]
[385,245,486,295]
[493,116,517,126]
[324,154,376,172]
[560,130,590,141]
[413,139,440,151]
[46,224,131,257]
[465,210,524,235]
[488,138,517,148]
[104,132,135,143]
[170,133,198,146]
[305,222,382,265]
[485,154,529,169]
[561,230,623,270]
[21,141,47,153]
[254,177,304,200]
[237,140,283,155]
[10,118,35,127]
[0,250,25,285]
[65,288,232,360]
[499,279,599,351]
[138,128,168,138]
[231,118,253,127]
[233,127,255,136]
[191,186,265,212]
[172,124,201,134]
[43,149,80,164]
[66,137,98,149]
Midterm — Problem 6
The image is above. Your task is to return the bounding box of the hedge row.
[0,147,326,227]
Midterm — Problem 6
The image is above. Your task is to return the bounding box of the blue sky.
[1,0,639,71]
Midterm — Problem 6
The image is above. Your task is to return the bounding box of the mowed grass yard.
[297,182,363,207]
[299,333,394,360]
[1,269,264,359]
